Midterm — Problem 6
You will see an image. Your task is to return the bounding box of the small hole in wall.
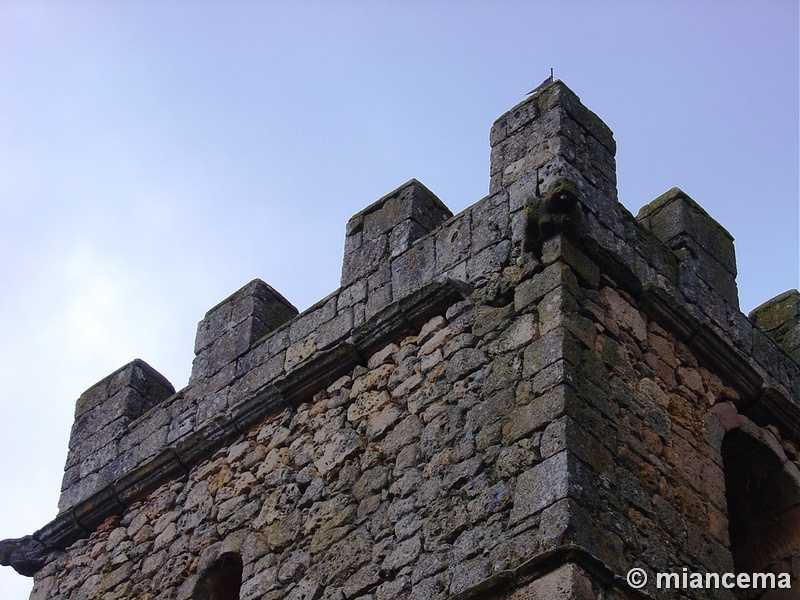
[195,552,243,600]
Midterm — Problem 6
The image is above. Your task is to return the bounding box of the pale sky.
[1,2,798,597]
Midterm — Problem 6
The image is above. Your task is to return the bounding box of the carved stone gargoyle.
[0,535,50,577]
[522,176,582,255]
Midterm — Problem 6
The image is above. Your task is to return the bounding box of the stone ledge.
[451,544,649,600]
[353,278,473,357]
[273,342,361,403]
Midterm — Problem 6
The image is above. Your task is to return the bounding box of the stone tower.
[2,81,799,599]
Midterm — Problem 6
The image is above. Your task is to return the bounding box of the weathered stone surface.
[510,451,591,525]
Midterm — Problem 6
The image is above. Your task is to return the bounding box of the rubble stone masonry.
[2,81,799,599]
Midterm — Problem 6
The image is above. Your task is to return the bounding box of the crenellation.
[58,359,175,512]
[190,278,298,384]
[750,289,800,364]
[4,79,800,599]
[341,178,453,288]
[638,187,740,326]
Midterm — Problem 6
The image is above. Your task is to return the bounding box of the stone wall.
[2,81,799,599]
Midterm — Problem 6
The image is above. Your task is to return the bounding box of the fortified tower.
[2,81,799,599]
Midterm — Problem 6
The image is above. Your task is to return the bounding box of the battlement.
[3,81,799,598]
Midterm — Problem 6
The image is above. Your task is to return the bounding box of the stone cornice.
[451,544,652,600]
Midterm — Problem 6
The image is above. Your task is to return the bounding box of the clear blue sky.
[1,2,797,596]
